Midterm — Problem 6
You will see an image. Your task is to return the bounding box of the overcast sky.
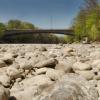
[0,0,85,29]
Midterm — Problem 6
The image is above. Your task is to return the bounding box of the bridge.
[4,29,74,37]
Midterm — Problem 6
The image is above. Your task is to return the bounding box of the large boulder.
[38,74,98,100]
[9,75,53,100]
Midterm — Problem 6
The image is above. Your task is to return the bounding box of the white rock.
[46,69,65,81]
[19,61,33,70]
[0,75,10,87]
[0,67,8,75]
[34,58,58,68]
[62,47,74,53]
[55,61,72,73]
[2,53,14,64]
[73,62,91,71]
[92,60,100,66]
[36,68,48,75]
[38,74,98,100]
[7,67,23,79]
[75,70,94,80]
[20,75,53,88]
[90,51,100,59]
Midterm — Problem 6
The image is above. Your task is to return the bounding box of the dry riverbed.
[0,44,100,100]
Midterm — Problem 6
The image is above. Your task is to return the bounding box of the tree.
[0,23,6,38]
[72,0,100,42]
[21,22,35,29]
[7,20,22,29]
[84,0,98,10]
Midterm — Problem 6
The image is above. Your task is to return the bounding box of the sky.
[0,0,85,29]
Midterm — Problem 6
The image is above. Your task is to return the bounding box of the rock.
[98,97,100,100]
[92,60,100,66]
[96,64,100,70]
[11,62,20,69]
[39,46,47,51]
[0,59,6,68]
[36,68,48,75]
[2,53,14,64]
[20,75,53,88]
[73,62,91,71]
[10,85,44,100]
[10,82,24,94]
[16,78,22,83]
[46,69,65,81]
[55,61,72,73]
[0,84,10,100]
[88,80,97,87]
[1,44,100,100]
[34,58,58,68]
[75,70,94,80]
[49,54,57,58]
[90,51,100,60]
[0,75,10,87]
[7,67,23,79]
[91,60,100,70]
[92,68,99,75]
[19,61,33,70]
[62,47,74,53]
[38,74,98,100]
[93,72,100,80]
[0,67,8,75]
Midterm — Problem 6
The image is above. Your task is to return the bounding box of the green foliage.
[7,20,22,29]
[0,23,6,38]
[21,22,35,29]
[7,34,70,43]
[89,24,99,41]
[7,20,35,29]
[72,0,100,42]
[63,36,74,43]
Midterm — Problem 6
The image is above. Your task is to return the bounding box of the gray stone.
[38,74,98,100]
[34,58,58,68]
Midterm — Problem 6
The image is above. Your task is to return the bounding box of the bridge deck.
[4,29,74,36]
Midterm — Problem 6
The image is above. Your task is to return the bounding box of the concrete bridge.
[4,29,74,37]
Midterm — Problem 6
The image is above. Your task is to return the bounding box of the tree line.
[72,0,100,42]
[0,20,68,43]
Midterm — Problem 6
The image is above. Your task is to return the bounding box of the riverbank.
[0,43,100,100]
